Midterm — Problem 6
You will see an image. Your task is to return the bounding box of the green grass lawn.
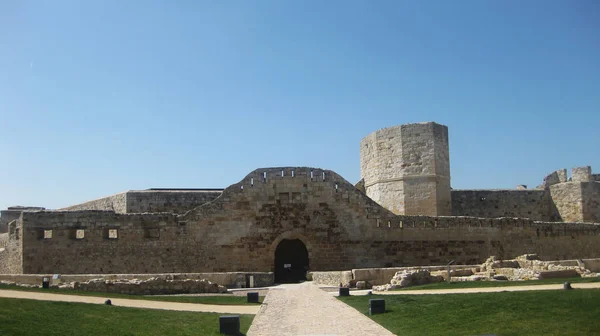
[395,276,600,291]
[339,289,600,336]
[0,297,254,336]
[0,284,262,305]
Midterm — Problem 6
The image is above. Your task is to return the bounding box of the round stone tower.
[360,122,451,216]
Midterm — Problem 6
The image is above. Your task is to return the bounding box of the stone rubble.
[372,269,444,291]
[1,277,228,295]
[373,254,600,291]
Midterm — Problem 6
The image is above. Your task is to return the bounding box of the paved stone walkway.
[0,289,259,314]
[247,282,395,336]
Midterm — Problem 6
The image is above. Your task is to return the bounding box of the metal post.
[446,260,455,283]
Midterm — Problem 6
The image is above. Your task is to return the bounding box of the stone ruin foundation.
[372,254,600,291]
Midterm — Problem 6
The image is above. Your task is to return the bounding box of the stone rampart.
[4,167,599,276]
[58,190,222,214]
[59,192,127,213]
[126,189,223,214]
[451,189,560,221]
[1,206,45,233]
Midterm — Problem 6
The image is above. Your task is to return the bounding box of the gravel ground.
[247,282,395,336]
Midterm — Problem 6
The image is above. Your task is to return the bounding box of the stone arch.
[270,231,314,260]
[271,231,313,283]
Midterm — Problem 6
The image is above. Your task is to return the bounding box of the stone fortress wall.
[0,206,45,234]
[1,121,600,276]
[58,189,223,214]
[3,167,600,275]
[450,166,600,223]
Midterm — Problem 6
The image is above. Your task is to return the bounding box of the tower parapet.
[360,122,451,216]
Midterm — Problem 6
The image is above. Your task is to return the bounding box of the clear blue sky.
[1,1,599,210]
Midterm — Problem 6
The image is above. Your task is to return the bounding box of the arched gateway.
[274,239,309,283]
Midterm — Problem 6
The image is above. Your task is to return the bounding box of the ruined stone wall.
[0,211,20,234]
[0,221,23,274]
[550,182,584,223]
[126,190,223,214]
[1,207,45,233]
[59,192,127,213]
[451,189,560,221]
[10,167,600,275]
[581,182,600,223]
[572,166,592,182]
[360,122,451,216]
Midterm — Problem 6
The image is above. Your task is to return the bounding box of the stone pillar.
[360,122,451,216]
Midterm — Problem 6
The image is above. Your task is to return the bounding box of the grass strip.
[0,284,262,305]
[339,289,600,336]
[0,297,254,336]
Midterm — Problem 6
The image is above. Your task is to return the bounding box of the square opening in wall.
[69,229,85,240]
[43,230,52,239]
[104,229,118,239]
[144,228,160,239]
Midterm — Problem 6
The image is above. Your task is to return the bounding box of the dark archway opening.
[274,239,309,283]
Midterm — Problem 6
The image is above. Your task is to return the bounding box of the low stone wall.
[352,265,481,286]
[546,258,600,272]
[74,277,228,295]
[0,272,273,288]
[309,271,353,286]
[310,265,481,286]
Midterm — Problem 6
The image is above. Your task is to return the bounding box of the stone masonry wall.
[550,182,584,222]
[59,192,127,213]
[6,167,600,275]
[58,190,222,215]
[572,166,592,182]
[581,182,600,223]
[126,190,223,214]
[0,221,23,274]
[451,189,560,221]
[1,207,45,233]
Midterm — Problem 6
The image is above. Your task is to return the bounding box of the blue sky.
[1,0,599,210]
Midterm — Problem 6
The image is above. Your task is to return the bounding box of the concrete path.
[0,289,260,314]
[247,282,395,336]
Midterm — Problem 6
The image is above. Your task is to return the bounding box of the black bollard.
[247,292,259,303]
[105,299,112,305]
[369,299,385,315]
[42,277,50,289]
[219,315,240,335]
[564,282,572,290]
[339,287,350,297]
